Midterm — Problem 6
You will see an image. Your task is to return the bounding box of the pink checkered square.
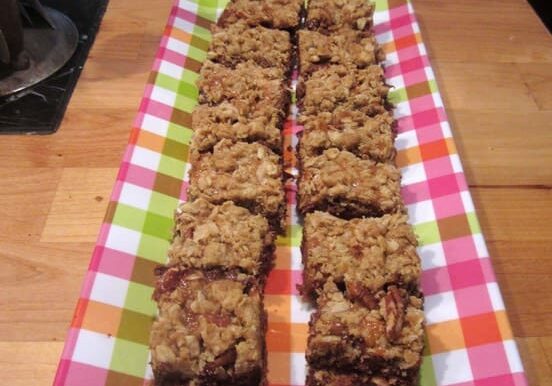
[442,236,479,265]
[416,123,447,145]
[401,180,431,204]
[96,247,136,280]
[119,163,157,190]
[468,343,511,381]
[432,192,466,218]
[402,68,430,87]
[448,259,486,290]
[423,156,455,180]
[388,4,411,21]
[428,174,461,199]
[454,284,494,318]
[480,257,498,283]
[411,107,444,129]
[63,362,108,386]
[421,266,453,295]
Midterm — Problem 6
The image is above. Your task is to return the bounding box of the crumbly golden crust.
[307,282,424,378]
[208,23,292,72]
[168,199,275,277]
[298,29,385,75]
[188,140,285,232]
[302,211,421,304]
[298,148,402,218]
[191,103,283,154]
[297,65,390,117]
[218,0,304,30]
[299,110,396,163]
[150,267,264,386]
[306,369,412,386]
[306,0,375,33]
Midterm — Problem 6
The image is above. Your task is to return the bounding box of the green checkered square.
[124,282,157,316]
[137,233,170,263]
[111,204,147,232]
[413,220,441,246]
[148,191,180,218]
[110,338,150,378]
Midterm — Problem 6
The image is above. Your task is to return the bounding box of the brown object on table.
[297,29,385,76]
[188,139,286,232]
[150,266,265,386]
[208,23,292,73]
[306,282,424,382]
[218,0,305,31]
[167,199,275,278]
[305,0,375,33]
[306,368,410,386]
[301,211,421,304]
[298,110,396,163]
[298,148,402,218]
[297,64,390,117]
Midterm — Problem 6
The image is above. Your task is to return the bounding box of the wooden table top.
[0,0,550,384]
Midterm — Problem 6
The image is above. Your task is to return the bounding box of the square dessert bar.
[301,211,421,304]
[307,282,424,381]
[307,369,410,386]
[218,0,305,31]
[188,139,286,232]
[298,148,402,218]
[298,29,385,76]
[298,65,390,117]
[298,110,396,163]
[208,23,292,72]
[168,199,275,277]
[306,0,375,33]
[191,102,283,154]
[150,267,265,385]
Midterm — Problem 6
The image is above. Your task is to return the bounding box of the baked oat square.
[150,267,265,386]
[208,23,292,72]
[298,29,385,76]
[218,0,305,31]
[307,282,424,381]
[306,368,411,386]
[298,148,402,218]
[302,211,421,303]
[297,65,390,117]
[188,140,286,232]
[306,0,375,33]
[298,110,396,163]
[168,199,275,277]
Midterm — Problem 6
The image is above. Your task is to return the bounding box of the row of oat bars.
[148,1,305,385]
[296,1,425,385]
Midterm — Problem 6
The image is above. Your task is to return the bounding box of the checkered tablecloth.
[53,1,529,385]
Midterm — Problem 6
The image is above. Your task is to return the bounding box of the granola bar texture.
[306,369,411,386]
[301,211,421,303]
[168,199,275,277]
[218,0,305,30]
[297,65,390,117]
[188,139,285,231]
[298,29,385,75]
[298,148,402,218]
[150,267,265,385]
[306,0,375,33]
[307,282,424,380]
[208,23,292,72]
[298,110,396,163]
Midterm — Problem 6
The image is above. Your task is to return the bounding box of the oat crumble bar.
[297,65,390,117]
[306,0,375,33]
[188,139,285,231]
[301,211,421,304]
[298,148,402,218]
[218,0,304,30]
[298,29,385,75]
[150,267,265,385]
[191,102,283,154]
[168,199,275,277]
[307,282,424,380]
[306,369,410,386]
[298,110,396,163]
[208,23,292,72]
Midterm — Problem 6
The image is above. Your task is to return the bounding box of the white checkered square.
[395,129,418,150]
[72,329,115,368]
[425,290,459,325]
[173,16,195,34]
[441,121,452,138]
[385,50,399,66]
[89,273,129,308]
[431,91,445,109]
[504,340,525,373]
[166,37,190,55]
[401,161,427,186]
[150,85,177,106]
[450,154,464,174]
[290,295,314,324]
[387,74,405,90]
[487,282,506,311]
[158,60,183,80]
[432,348,474,385]
[290,353,308,385]
[105,224,141,255]
[407,199,436,224]
[373,10,390,28]
[418,242,447,270]
[118,182,153,211]
[178,0,198,13]
[141,113,169,136]
[394,100,412,119]
[473,233,490,259]
[290,246,303,271]
[130,146,161,171]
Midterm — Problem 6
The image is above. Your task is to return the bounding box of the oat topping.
[306,0,375,33]
[218,0,304,30]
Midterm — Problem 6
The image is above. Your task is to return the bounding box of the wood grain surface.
[0,0,550,384]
